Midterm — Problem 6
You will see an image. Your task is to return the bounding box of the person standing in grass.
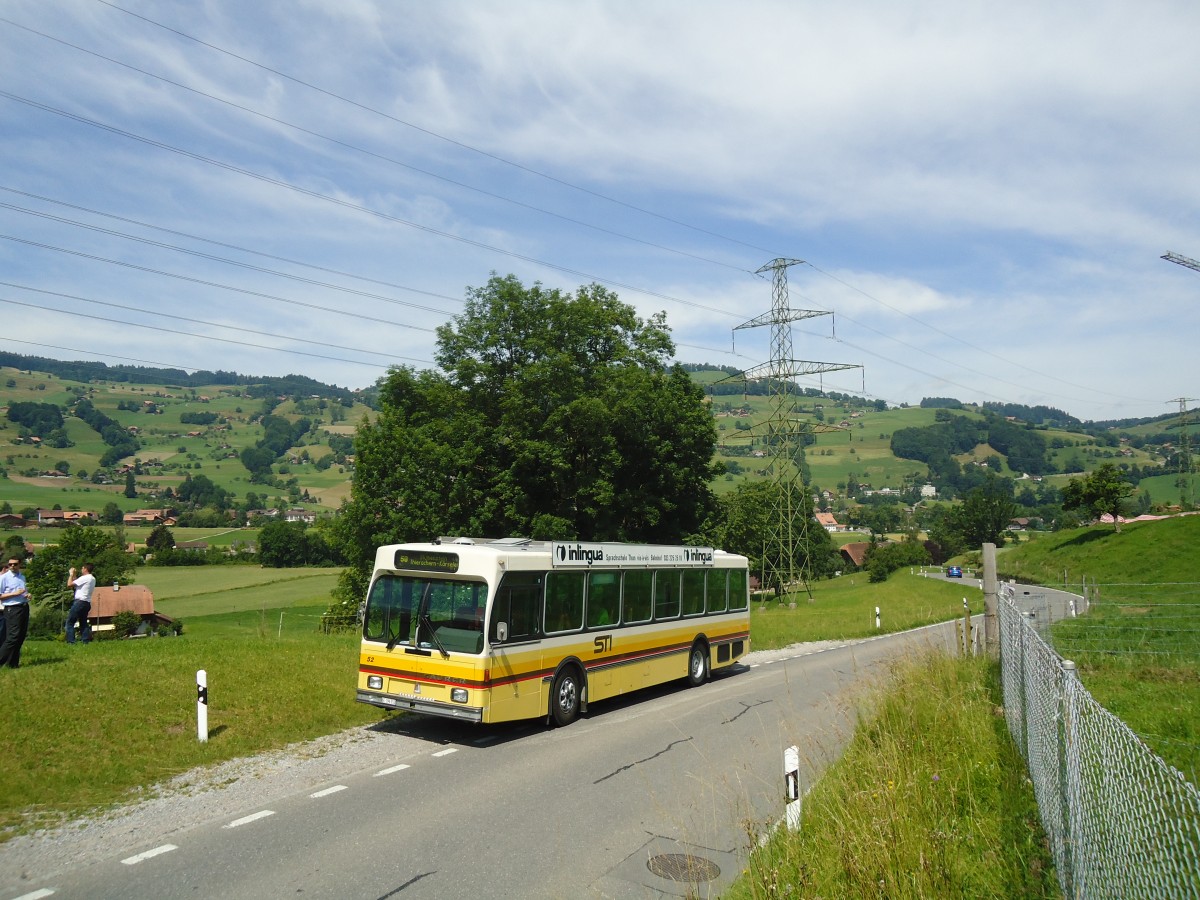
[0,557,32,668]
[66,562,97,645]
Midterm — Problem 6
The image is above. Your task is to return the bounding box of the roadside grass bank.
[723,653,1059,899]
[999,517,1200,782]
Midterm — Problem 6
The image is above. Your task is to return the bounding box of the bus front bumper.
[356,689,484,723]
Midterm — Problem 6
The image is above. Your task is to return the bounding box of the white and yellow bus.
[357,537,750,725]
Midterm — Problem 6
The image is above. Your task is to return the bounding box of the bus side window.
[682,570,705,616]
[707,570,728,613]
[623,570,653,624]
[728,568,749,611]
[546,571,585,633]
[586,571,620,628]
[655,571,680,620]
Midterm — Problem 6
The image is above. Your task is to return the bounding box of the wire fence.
[999,587,1200,898]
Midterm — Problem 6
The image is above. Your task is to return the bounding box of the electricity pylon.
[730,258,861,601]
[1168,397,1197,509]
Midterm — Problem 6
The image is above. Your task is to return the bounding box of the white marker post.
[197,669,208,743]
[874,606,881,629]
[784,745,801,831]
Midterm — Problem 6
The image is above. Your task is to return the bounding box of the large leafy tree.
[328,275,721,604]
[1062,463,1135,531]
[25,525,136,604]
[928,475,1017,555]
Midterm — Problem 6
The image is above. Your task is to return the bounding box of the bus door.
[487,571,546,722]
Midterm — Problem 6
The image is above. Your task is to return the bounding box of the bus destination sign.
[551,542,714,568]
[394,549,460,573]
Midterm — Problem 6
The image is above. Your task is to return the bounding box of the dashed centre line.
[374,763,411,776]
[310,785,348,798]
[224,810,275,829]
[120,844,178,865]
[432,748,458,757]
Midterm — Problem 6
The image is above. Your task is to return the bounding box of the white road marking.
[374,763,411,776]
[432,748,458,757]
[310,785,348,798]
[120,844,178,865]
[224,810,275,828]
[12,889,56,899]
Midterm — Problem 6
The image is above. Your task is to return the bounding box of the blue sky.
[1,0,1197,421]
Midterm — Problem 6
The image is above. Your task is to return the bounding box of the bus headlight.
[367,675,383,690]
[450,688,468,703]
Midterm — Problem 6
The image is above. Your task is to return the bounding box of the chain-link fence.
[999,588,1200,898]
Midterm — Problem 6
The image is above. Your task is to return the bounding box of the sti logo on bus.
[558,543,604,564]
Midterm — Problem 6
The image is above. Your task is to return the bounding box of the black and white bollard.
[784,745,801,831]
[874,606,881,629]
[197,669,208,743]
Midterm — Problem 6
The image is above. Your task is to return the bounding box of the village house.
[839,542,870,570]
[815,512,844,533]
[36,509,96,525]
[88,584,173,634]
[122,509,178,527]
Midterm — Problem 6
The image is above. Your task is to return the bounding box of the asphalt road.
[3,623,971,900]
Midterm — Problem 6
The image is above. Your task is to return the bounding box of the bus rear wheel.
[687,641,709,687]
[551,667,582,726]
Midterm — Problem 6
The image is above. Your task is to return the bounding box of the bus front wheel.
[552,667,582,726]
[687,642,709,687]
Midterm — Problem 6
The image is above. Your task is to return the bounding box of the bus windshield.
[364,573,488,655]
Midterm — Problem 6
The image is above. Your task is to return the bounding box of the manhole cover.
[646,853,721,882]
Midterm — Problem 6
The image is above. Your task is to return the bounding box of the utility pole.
[730,258,861,601]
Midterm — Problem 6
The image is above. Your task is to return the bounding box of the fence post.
[982,543,998,657]
[963,598,971,656]
[1018,611,1029,760]
[1058,660,1077,898]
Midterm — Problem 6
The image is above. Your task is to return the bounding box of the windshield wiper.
[420,612,450,659]
[385,627,403,652]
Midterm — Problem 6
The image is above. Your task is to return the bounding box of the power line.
[0,186,464,305]
[0,16,754,276]
[0,90,739,319]
[4,337,217,373]
[0,201,454,317]
[0,281,430,365]
[0,233,436,333]
[0,294,400,370]
[91,0,779,258]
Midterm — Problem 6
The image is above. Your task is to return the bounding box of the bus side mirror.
[495,622,508,643]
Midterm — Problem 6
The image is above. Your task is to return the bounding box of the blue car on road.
[946,566,963,578]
